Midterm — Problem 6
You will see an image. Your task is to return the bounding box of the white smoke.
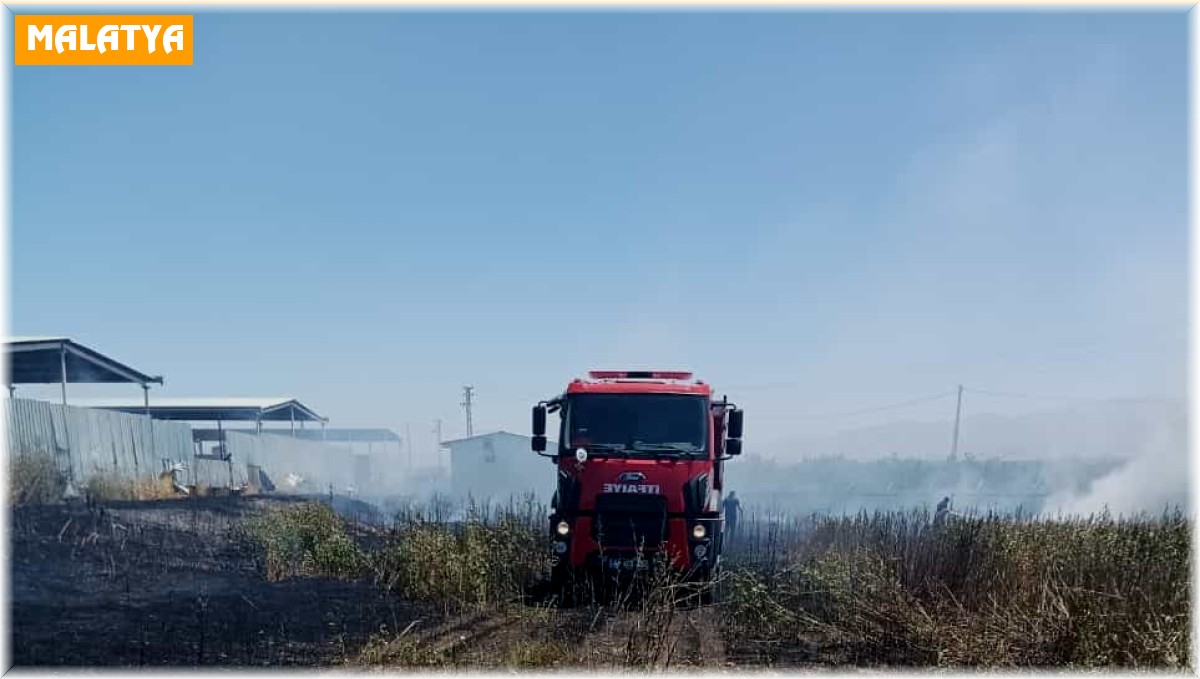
[1043,408,1189,516]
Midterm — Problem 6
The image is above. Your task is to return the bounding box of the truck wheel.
[549,563,570,602]
[551,564,591,606]
[700,564,723,605]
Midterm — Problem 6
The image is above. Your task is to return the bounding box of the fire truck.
[531,370,743,592]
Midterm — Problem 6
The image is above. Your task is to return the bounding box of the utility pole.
[949,384,963,462]
[461,386,475,438]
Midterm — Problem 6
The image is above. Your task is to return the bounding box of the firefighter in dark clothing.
[934,496,951,527]
[723,491,742,540]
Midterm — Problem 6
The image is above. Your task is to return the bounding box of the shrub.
[9,453,64,505]
[368,499,548,612]
[248,502,364,581]
[82,470,180,502]
[85,470,132,501]
[134,474,181,500]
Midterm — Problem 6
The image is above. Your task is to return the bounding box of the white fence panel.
[6,398,193,486]
[189,456,247,489]
[8,399,355,494]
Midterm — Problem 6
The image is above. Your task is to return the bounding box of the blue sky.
[11,11,1188,461]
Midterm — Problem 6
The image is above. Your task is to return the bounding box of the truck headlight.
[691,523,707,540]
[556,520,571,537]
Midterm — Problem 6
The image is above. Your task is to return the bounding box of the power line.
[752,390,958,422]
[719,381,810,392]
[747,385,1161,425]
[963,387,1109,403]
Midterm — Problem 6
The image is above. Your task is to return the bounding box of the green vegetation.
[246,502,364,581]
[369,497,548,612]
[369,512,547,611]
[249,498,547,609]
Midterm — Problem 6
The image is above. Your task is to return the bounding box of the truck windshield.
[564,394,707,457]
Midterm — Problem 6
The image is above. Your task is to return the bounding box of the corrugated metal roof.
[194,427,401,442]
[10,336,71,343]
[6,336,163,386]
[80,397,294,409]
[74,397,325,422]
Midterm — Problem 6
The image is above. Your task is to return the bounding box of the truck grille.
[592,494,668,549]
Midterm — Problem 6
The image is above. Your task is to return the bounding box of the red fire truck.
[531,370,743,591]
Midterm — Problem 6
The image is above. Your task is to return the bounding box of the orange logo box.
[15,15,193,66]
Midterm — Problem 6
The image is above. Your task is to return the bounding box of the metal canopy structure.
[6,336,163,404]
[195,427,400,442]
[80,397,326,426]
[79,397,326,461]
[288,428,399,442]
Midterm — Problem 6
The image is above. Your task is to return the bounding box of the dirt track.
[363,594,731,669]
[10,498,733,669]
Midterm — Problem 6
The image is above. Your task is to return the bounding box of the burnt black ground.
[9,497,431,667]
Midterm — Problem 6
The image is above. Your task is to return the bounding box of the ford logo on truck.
[605,471,658,494]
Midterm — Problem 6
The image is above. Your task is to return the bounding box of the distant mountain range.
[760,398,1186,462]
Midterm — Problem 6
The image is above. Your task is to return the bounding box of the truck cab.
[531,370,743,587]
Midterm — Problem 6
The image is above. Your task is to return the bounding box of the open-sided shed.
[80,397,329,459]
[6,336,163,405]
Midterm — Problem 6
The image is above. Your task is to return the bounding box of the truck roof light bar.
[587,370,695,381]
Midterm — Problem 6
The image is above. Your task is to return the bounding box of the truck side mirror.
[533,404,547,437]
[727,409,744,439]
[532,404,548,453]
[726,438,742,457]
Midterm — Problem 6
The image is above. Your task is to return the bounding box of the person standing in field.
[934,496,951,527]
[723,491,742,541]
